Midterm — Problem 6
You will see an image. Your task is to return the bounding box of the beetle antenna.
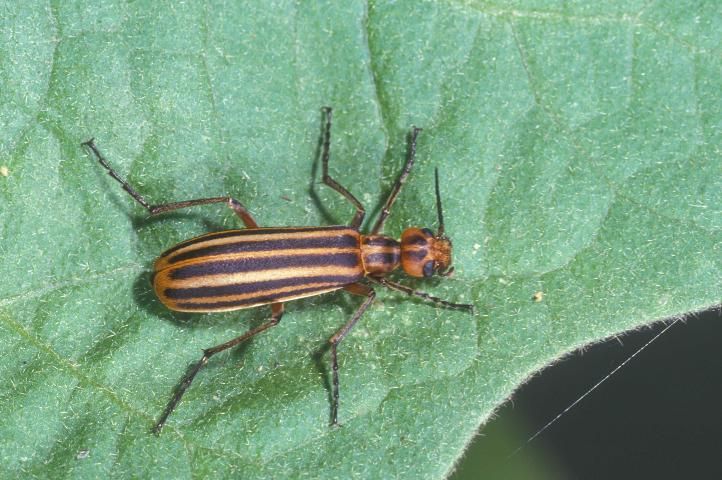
[435,168,445,236]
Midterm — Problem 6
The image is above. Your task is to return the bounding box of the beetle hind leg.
[152,302,284,434]
[81,139,259,228]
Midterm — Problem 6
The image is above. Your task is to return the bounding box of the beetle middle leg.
[320,107,366,229]
[370,127,422,235]
[328,283,376,426]
[81,139,258,228]
[152,302,285,434]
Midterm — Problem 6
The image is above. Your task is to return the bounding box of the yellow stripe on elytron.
[155,265,364,289]
[156,247,360,271]
[162,228,359,258]
[167,286,345,312]
[166,281,346,305]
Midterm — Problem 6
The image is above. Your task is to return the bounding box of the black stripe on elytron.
[159,226,353,258]
[174,283,343,310]
[164,274,358,300]
[160,230,252,258]
[169,252,361,280]
[362,237,400,248]
[364,252,400,266]
[402,248,429,261]
[166,234,359,264]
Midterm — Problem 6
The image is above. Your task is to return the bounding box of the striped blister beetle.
[83,107,473,433]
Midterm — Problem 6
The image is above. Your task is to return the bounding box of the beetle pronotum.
[83,107,473,433]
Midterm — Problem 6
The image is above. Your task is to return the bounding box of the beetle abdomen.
[153,226,364,312]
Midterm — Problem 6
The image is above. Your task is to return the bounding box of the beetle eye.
[421,227,434,236]
[422,260,435,277]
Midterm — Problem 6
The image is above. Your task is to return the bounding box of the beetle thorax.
[360,235,401,275]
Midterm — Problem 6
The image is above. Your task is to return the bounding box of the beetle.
[82,107,473,433]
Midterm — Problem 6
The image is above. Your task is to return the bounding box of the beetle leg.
[152,302,284,434]
[368,276,474,313]
[327,283,376,426]
[320,107,366,229]
[145,196,258,228]
[81,139,259,228]
[370,127,422,235]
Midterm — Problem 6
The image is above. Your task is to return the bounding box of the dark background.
[452,305,722,479]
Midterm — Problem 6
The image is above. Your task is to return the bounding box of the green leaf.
[1,1,719,478]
